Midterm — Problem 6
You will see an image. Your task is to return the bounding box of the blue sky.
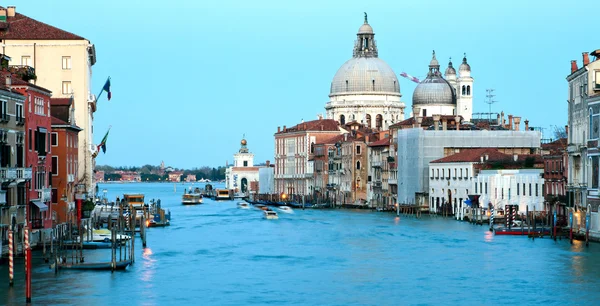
[15,0,590,168]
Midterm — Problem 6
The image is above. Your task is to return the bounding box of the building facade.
[0,82,30,246]
[8,72,53,229]
[274,118,343,197]
[367,137,391,209]
[0,6,98,195]
[50,97,80,224]
[325,14,405,129]
[225,138,260,196]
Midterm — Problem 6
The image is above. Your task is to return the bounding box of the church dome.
[330,57,400,96]
[445,59,456,75]
[459,54,471,72]
[413,50,455,105]
[358,23,373,34]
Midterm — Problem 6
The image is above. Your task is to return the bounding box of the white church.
[225,138,261,195]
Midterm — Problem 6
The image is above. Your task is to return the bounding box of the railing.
[30,218,43,229]
[0,167,32,180]
[372,161,382,167]
[8,65,36,82]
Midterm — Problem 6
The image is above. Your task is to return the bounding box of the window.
[52,188,58,204]
[34,97,45,115]
[356,161,361,170]
[62,81,72,95]
[51,133,58,147]
[52,156,58,175]
[28,129,32,151]
[21,56,31,66]
[422,109,427,117]
[35,129,47,156]
[535,183,539,196]
[475,183,478,194]
[16,103,24,124]
[517,183,520,195]
[485,183,488,194]
[243,160,248,167]
[356,145,361,155]
[62,56,71,70]
[339,115,345,125]
[466,85,471,95]
[0,100,7,122]
[529,184,532,196]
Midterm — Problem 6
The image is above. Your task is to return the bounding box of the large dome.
[330,57,400,96]
[412,77,455,105]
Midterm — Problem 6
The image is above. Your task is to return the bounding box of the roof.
[277,119,340,134]
[0,7,86,40]
[50,98,72,106]
[51,116,68,125]
[316,134,346,145]
[368,137,390,147]
[396,115,463,127]
[431,148,543,165]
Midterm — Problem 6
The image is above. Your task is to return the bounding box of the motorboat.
[277,206,294,214]
[182,193,203,205]
[237,202,250,209]
[254,204,268,211]
[89,229,131,243]
[263,210,279,220]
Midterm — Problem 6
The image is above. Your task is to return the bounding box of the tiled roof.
[316,134,346,145]
[0,71,51,93]
[0,8,85,40]
[541,138,567,149]
[277,119,340,134]
[431,148,543,165]
[50,98,72,106]
[368,137,390,147]
[51,116,68,125]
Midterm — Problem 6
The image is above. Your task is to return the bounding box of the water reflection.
[141,247,155,283]
[484,230,494,243]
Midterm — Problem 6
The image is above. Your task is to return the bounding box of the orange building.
[169,171,183,182]
[50,98,81,224]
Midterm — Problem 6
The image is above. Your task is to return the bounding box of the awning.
[30,200,48,212]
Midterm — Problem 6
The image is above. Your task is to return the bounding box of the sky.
[12,0,591,169]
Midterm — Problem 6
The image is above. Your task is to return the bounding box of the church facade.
[225,138,261,195]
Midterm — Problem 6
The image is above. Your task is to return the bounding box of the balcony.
[372,161,382,168]
[0,167,32,180]
[16,117,25,126]
[567,144,585,155]
[373,181,382,188]
[388,178,397,185]
[8,65,36,82]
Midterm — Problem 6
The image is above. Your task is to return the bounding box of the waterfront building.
[412,51,474,122]
[541,138,568,219]
[50,97,81,224]
[225,138,262,196]
[397,127,541,207]
[5,71,53,230]
[429,148,544,219]
[94,170,104,183]
[168,171,183,182]
[185,174,196,182]
[117,171,141,182]
[0,78,29,244]
[258,164,275,195]
[313,134,344,203]
[274,118,344,197]
[325,14,405,129]
[326,131,369,206]
[0,6,98,196]
[367,137,391,209]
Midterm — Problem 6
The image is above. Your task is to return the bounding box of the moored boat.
[215,189,233,200]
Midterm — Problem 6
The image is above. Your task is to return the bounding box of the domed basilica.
[325,14,405,130]
[412,51,474,122]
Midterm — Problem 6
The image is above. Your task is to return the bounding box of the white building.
[0,6,98,195]
[225,138,260,195]
[412,51,473,122]
[429,148,544,220]
[398,128,541,207]
[325,13,405,130]
[259,167,275,194]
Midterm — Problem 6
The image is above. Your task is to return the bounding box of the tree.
[553,125,567,139]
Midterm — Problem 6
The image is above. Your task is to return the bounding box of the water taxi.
[263,210,279,220]
[237,202,250,209]
[182,193,203,205]
[277,206,294,214]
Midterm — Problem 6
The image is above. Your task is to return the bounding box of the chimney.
[513,117,521,131]
[513,154,518,162]
[480,156,484,163]
[277,126,280,133]
[413,107,420,119]
[344,133,348,141]
[485,154,489,161]
[565,125,569,136]
[5,75,11,87]
[0,9,6,21]
[317,114,323,120]
[433,114,441,131]
[7,6,15,17]
[266,160,270,167]
[455,116,461,131]
[366,135,370,143]
[524,119,529,131]
[571,60,578,73]
[583,52,590,66]
[501,111,505,128]
[508,115,513,130]
[496,114,500,125]
[441,118,447,131]
[283,125,286,132]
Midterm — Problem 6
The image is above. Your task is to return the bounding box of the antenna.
[485,89,498,123]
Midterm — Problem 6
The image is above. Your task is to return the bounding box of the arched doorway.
[241,178,248,193]
[340,114,345,125]
[366,114,371,128]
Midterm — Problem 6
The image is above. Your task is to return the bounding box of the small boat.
[91,229,131,242]
[58,260,132,271]
[215,189,233,200]
[254,204,268,211]
[182,193,203,205]
[264,210,279,220]
[277,206,294,214]
[237,202,250,209]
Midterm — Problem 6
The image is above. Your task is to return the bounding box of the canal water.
[2,182,600,305]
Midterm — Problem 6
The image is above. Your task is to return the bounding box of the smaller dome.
[241,139,247,146]
[358,23,373,34]
[459,54,471,72]
[445,59,456,75]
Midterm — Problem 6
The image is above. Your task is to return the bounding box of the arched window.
[372,79,375,91]
[423,109,427,117]
[310,142,315,154]
[462,85,466,95]
[345,80,349,91]
[356,160,361,170]
[356,178,361,189]
[366,114,371,128]
[351,114,356,121]
[376,114,383,130]
[466,85,471,96]
[340,115,345,125]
